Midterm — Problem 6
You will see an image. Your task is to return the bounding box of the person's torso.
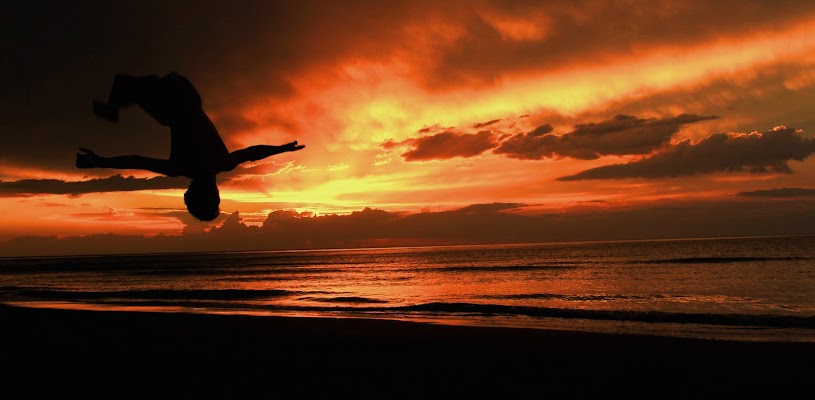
[168,110,233,178]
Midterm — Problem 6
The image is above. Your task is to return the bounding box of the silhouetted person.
[77,73,304,221]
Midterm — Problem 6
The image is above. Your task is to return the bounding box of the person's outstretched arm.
[76,148,179,176]
[228,141,305,167]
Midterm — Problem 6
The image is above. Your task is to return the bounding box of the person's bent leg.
[93,74,161,122]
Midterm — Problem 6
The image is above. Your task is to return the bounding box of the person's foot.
[92,100,119,122]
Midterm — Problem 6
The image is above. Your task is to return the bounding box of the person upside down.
[77,73,304,221]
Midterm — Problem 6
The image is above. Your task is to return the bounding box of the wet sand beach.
[2,304,812,398]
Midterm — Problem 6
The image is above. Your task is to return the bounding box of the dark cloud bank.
[402,130,499,161]
[393,115,815,182]
[2,200,814,257]
[0,175,188,197]
[392,113,719,162]
[496,114,720,160]
[737,188,815,198]
[558,127,815,180]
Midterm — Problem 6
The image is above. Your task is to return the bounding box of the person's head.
[184,176,220,221]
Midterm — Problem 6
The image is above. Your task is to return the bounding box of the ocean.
[1,235,814,342]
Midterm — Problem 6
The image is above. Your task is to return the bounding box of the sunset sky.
[2,1,815,256]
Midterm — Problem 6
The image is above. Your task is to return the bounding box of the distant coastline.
[2,231,813,259]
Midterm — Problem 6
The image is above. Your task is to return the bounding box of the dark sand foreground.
[2,304,813,398]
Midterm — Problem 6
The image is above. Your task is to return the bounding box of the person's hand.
[282,141,305,152]
[76,147,101,168]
